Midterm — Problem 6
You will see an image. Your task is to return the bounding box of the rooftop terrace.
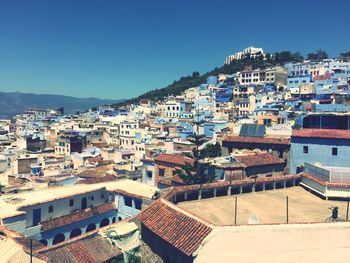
[178,186,348,225]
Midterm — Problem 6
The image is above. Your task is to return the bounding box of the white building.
[225,46,264,65]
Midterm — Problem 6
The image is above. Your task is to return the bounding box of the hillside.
[112,51,303,108]
[0,92,124,117]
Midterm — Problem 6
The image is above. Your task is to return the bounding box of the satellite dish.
[248,215,259,225]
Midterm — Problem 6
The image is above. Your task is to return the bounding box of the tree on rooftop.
[307,49,328,61]
[201,142,222,158]
[273,51,304,65]
[187,134,207,159]
[340,51,350,61]
[175,160,214,185]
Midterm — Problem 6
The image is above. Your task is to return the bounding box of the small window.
[48,205,54,213]
[332,147,338,156]
[69,199,74,207]
[159,168,165,177]
[124,196,132,207]
[303,146,308,154]
[91,196,94,201]
[101,194,104,199]
[135,199,142,210]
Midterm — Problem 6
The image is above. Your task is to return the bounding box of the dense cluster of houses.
[1,48,350,262]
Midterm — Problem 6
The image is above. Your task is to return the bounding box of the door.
[33,208,41,226]
[81,197,87,209]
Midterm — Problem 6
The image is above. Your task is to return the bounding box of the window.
[135,199,142,210]
[48,205,54,213]
[159,168,165,177]
[332,147,338,156]
[101,194,104,199]
[69,199,74,207]
[91,196,94,201]
[303,146,308,154]
[124,196,132,207]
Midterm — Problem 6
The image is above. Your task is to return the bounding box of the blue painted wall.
[290,137,350,174]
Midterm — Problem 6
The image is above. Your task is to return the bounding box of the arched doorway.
[70,228,82,239]
[52,233,65,245]
[99,218,109,227]
[86,223,96,233]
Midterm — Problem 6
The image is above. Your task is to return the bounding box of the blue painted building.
[141,158,156,186]
[290,129,350,174]
[287,75,312,90]
[203,121,227,138]
[207,76,218,85]
[294,113,350,130]
[176,122,194,140]
[215,85,233,103]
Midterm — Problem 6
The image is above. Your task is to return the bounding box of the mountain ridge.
[0,91,124,117]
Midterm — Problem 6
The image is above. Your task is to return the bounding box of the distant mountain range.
[0,92,125,117]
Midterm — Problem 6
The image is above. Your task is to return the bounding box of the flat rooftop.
[0,179,157,219]
[178,186,348,225]
[195,223,350,263]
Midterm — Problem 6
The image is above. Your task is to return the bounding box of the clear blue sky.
[0,0,349,100]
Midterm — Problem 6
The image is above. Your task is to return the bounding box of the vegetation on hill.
[111,50,304,108]
[112,49,350,108]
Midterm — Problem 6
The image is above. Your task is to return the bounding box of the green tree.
[307,49,328,60]
[201,142,222,158]
[340,51,350,61]
[174,134,216,185]
[175,160,214,185]
[188,134,206,159]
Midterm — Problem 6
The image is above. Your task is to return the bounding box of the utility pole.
[346,198,349,221]
[286,196,289,224]
[30,239,33,263]
[234,196,238,226]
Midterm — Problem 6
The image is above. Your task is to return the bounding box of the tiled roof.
[234,153,285,168]
[154,154,195,166]
[314,72,331,80]
[86,157,103,164]
[41,202,116,232]
[78,174,116,184]
[223,136,290,145]
[38,232,121,263]
[162,175,301,201]
[302,172,350,188]
[137,200,213,256]
[292,129,350,139]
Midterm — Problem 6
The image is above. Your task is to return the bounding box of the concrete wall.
[21,189,113,228]
[38,210,118,246]
[117,194,142,218]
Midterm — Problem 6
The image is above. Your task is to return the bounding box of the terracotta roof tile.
[154,154,195,166]
[234,153,285,168]
[223,136,290,145]
[78,174,116,184]
[41,202,116,232]
[302,172,350,188]
[137,200,213,256]
[292,129,350,139]
[38,233,121,263]
[162,175,301,201]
